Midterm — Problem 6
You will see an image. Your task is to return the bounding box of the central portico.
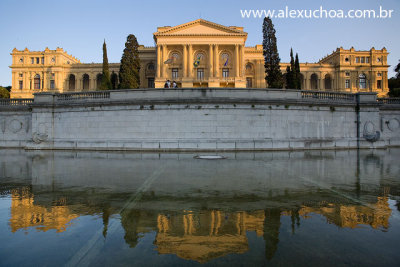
[153,19,248,88]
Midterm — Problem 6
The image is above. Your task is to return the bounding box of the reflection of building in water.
[7,185,394,263]
[154,210,265,263]
[9,187,78,233]
[297,197,391,229]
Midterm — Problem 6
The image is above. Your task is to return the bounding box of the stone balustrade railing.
[0,98,33,106]
[2,89,395,106]
[56,91,110,101]
[377,98,400,104]
[301,91,356,102]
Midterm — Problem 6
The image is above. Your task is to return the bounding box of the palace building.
[10,19,390,98]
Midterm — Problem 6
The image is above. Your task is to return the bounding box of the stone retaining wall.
[1,88,399,151]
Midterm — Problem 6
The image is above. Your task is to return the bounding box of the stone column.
[319,72,323,91]
[162,45,167,78]
[156,45,161,78]
[370,71,375,91]
[188,45,193,78]
[240,44,245,77]
[183,44,187,78]
[235,44,239,77]
[214,44,219,78]
[384,71,388,90]
[305,73,310,90]
[91,76,96,91]
[209,44,213,78]
[42,72,45,91]
[76,76,81,91]
[24,72,28,90]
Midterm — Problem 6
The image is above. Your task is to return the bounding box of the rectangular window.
[361,57,365,63]
[366,57,370,63]
[345,72,350,77]
[50,80,55,89]
[377,80,382,89]
[31,57,34,64]
[377,72,382,77]
[355,57,360,63]
[148,78,154,88]
[222,68,229,78]
[34,79,40,89]
[19,80,23,89]
[19,73,23,78]
[197,68,204,80]
[36,57,39,64]
[172,68,178,79]
[345,79,350,89]
[41,57,44,64]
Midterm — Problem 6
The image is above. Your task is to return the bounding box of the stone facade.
[10,19,389,98]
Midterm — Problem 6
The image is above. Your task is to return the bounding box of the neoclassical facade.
[10,19,390,98]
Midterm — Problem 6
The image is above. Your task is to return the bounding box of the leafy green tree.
[262,17,283,88]
[119,34,141,89]
[294,53,301,89]
[388,60,400,97]
[388,78,400,97]
[100,40,112,90]
[395,60,400,78]
[0,86,10,98]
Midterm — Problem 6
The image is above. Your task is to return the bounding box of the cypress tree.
[262,17,283,88]
[119,34,141,89]
[100,40,112,90]
[294,53,301,89]
[285,66,293,89]
[285,48,296,89]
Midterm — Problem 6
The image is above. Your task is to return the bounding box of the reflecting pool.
[0,149,399,266]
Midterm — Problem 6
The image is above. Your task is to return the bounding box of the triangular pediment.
[155,19,246,36]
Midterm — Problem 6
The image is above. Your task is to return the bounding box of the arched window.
[96,73,103,90]
[310,73,318,90]
[68,74,75,91]
[324,74,332,90]
[359,74,367,89]
[245,63,254,76]
[194,52,205,67]
[147,63,155,70]
[34,74,40,89]
[82,74,90,91]
[221,52,229,66]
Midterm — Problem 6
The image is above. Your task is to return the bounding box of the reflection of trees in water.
[263,209,281,260]
[102,204,111,238]
[120,209,142,248]
[291,208,301,234]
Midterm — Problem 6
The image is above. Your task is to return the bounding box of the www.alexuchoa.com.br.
[240,6,394,19]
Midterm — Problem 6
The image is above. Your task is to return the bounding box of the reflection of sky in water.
[0,149,399,266]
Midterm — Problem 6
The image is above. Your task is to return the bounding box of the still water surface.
[0,149,399,266]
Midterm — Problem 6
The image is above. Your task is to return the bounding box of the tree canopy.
[100,40,112,90]
[119,34,140,89]
[262,17,284,89]
[0,86,10,98]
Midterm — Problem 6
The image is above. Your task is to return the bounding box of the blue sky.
[0,0,398,86]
